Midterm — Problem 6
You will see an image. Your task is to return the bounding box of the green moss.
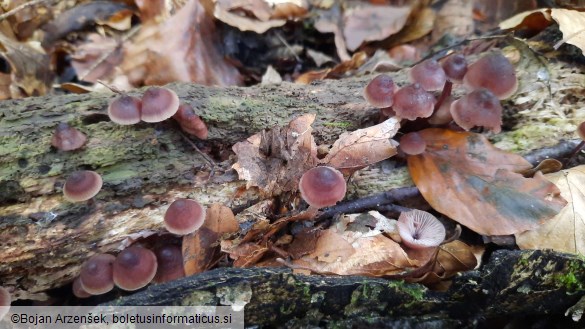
[554,258,585,293]
[386,280,425,302]
[323,121,352,128]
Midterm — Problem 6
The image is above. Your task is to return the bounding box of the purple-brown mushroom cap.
[392,83,436,121]
[108,95,142,125]
[463,52,518,99]
[397,209,446,249]
[578,121,585,140]
[153,245,185,283]
[299,166,346,208]
[0,286,10,320]
[113,246,158,291]
[164,199,207,235]
[363,74,396,108]
[79,253,115,295]
[72,277,92,298]
[51,123,87,151]
[441,54,468,83]
[173,103,208,139]
[400,132,427,155]
[63,170,103,202]
[141,87,180,123]
[408,59,447,91]
[450,89,503,133]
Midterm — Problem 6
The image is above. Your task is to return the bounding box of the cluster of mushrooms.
[363,52,518,155]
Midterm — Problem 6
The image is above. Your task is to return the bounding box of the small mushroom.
[51,123,87,151]
[299,166,346,208]
[450,88,503,133]
[141,87,180,123]
[153,245,185,283]
[429,96,454,125]
[463,52,517,100]
[399,132,426,155]
[113,246,158,291]
[397,209,446,249]
[107,95,142,125]
[164,199,207,235]
[79,254,115,295]
[408,59,447,91]
[441,54,468,83]
[72,277,92,298]
[63,170,103,202]
[173,103,208,139]
[0,286,10,320]
[392,83,436,121]
[363,74,396,108]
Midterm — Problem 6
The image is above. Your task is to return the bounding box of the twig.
[524,139,581,166]
[274,31,301,63]
[179,132,217,176]
[0,0,52,22]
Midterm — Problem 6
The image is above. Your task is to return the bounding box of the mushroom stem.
[565,140,585,164]
[434,80,452,114]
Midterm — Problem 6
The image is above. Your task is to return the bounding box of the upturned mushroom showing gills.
[397,209,446,249]
[463,52,518,100]
[140,86,180,123]
[63,170,103,202]
[0,286,10,320]
[51,123,87,151]
[153,245,185,283]
[79,253,115,295]
[164,199,207,235]
[113,246,158,291]
[450,88,503,133]
[107,95,142,125]
[408,59,447,91]
[392,83,436,121]
[363,74,396,108]
[299,166,346,208]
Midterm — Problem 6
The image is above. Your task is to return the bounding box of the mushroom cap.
[441,54,468,83]
[72,277,92,298]
[173,103,208,139]
[392,83,436,121]
[578,121,585,140]
[107,95,142,125]
[79,253,115,295]
[153,245,185,283]
[400,132,426,155]
[164,199,207,235]
[363,74,396,108]
[450,89,503,133]
[397,209,446,249]
[51,123,87,151]
[141,87,180,123]
[463,52,518,99]
[113,246,158,291]
[0,286,10,320]
[63,170,103,202]
[408,59,447,91]
[299,166,346,208]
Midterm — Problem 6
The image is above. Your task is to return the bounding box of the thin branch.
[0,0,52,22]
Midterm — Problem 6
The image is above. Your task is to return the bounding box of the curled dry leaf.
[515,165,585,254]
[550,9,585,51]
[222,241,269,268]
[232,113,318,196]
[321,117,400,174]
[182,204,239,276]
[71,34,123,83]
[407,129,567,236]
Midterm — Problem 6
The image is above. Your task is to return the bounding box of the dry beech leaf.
[343,5,411,51]
[222,241,269,268]
[314,3,351,61]
[407,129,567,236]
[232,113,318,195]
[71,34,123,82]
[498,8,552,31]
[288,228,322,259]
[295,52,367,84]
[182,204,239,275]
[308,228,355,263]
[321,117,400,174]
[516,165,585,254]
[551,9,585,51]
[213,0,307,33]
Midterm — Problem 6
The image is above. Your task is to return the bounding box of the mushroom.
[363,74,396,108]
[51,123,87,151]
[567,121,585,162]
[0,286,10,320]
[113,246,158,291]
[429,96,454,125]
[397,209,446,249]
[140,86,180,123]
[441,53,468,83]
[79,254,115,295]
[392,83,436,121]
[107,95,142,125]
[399,132,426,155]
[408,59,447,91]
[463,52,518,100]
[299,166,346,208]
[72,277,92,298]
[153,244,185,283]
[450,88,503,133]
[173,103,208,139]
[164,199,207,235]
[63,170,103,202]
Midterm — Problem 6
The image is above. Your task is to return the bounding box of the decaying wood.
[0,57,584,300]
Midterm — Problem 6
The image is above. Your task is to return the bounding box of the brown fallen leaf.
[498,8,552,33]
[222,241,269,268]
[71,34,123,83]
[550,9,585,51]
[295,52,367,84]
[407,128,567,235]
[287,228,322,259]
[515,165,585,254]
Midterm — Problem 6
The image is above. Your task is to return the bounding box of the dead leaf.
[550,9,585,51]
[432,0,473,42]
[498,8,552,32]
[515,165,585,254]
[182,204,239,275]
[288,228,322,259]
[232,113,318,195]
[343,5,411,51]
[71,34,123,83]
[407,129,567,235]
[321,117,400,174]
[295,52,368,84]
[314,3,351,61]
[222,241,269,267]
